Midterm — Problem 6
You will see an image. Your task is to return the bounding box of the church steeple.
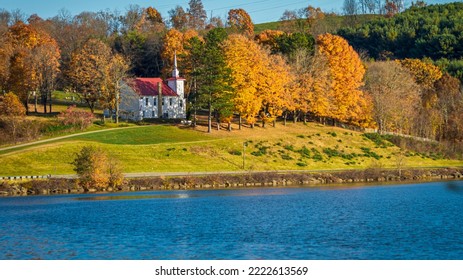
[172,51,180,78]
[167,51,185,100]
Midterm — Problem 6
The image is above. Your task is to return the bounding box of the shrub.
[58,105,94,130]
[72,146,124,190]
[284,145,295,152]
[229,149,242,156]
[363,133,393,148]
[361,147,382,160]
[281,154,293,160]
[298,146,311,158]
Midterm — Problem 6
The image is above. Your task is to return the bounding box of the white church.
[119,55,186,121]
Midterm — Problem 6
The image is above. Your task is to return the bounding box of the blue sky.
[1,0,457,24]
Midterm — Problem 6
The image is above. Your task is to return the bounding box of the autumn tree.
[279,9,310,33]
[397,59,443,90]
[305,6,326,36]
[289,49,333,124]
[145,7,163,25]
[168,6,189,30]
[0,92,26,143]
[397,58,443,138]
[0,32,12,91]
[102,54,129,123]
[260,54,292,127]
[187,0,207,30]
[227,9,254,37]
[30,39,61,113]
[317,33,373,127]
[223,34,265,128]
[72,146,124,191]
[68,39,112,113]
[364,61,420,134]
[433,73,463,142]
[5,21,60,113]
[255,29,284,52]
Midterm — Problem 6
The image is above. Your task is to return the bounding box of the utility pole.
[242,141,247,170]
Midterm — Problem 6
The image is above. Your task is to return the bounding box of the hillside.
[254,14,382,34]
[1,123,461,177]
[338,2,463,61]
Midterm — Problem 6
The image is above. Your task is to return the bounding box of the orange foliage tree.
[5,21,60,113]
[68,38,112,113]
[317,33,373,127]
[0,92,26,143]
[223,34,292,128]
[227,9,254,37]
[255,29,284,51]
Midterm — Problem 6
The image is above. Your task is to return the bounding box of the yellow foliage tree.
[397,59,443,90]
[255,29,284,51]
[316,33,373,127]
[161,28,200,81]
[223,34,264,127]
[260,54,292,127]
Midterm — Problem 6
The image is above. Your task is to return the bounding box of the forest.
[0,0,462,150]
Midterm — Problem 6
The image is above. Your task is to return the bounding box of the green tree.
[192,28,234,133]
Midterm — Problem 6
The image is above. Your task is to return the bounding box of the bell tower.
[167,52,185,99]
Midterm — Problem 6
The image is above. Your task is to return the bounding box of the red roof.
[126,78,178,97]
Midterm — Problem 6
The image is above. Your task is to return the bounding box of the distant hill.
[338,2,463,60]
[254,14,382,35]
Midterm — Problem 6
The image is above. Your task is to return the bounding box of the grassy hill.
[1,123,461,177]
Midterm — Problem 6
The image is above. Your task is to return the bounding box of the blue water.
[1,181,462,260]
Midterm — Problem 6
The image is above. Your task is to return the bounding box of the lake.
[0,181,462,260]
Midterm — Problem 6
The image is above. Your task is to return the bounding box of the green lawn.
[1,123,461,177]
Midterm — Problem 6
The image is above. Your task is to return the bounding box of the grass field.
[1,123,462,177]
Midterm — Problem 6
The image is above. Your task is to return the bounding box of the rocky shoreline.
[1,168,462,197]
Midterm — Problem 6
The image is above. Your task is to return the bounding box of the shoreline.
[1,167,462,197]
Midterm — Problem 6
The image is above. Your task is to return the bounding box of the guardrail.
[0,175,51,181]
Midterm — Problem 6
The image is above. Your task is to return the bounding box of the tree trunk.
[228,122,231,131]
[284,112,287,126]
[207,101,212,133]
[43,93,48,114]
[293,110,298,123]
[273,119,276,127]
[49,92,52,114]
[238,114,242,130]
[34,94,38,113]
[116,91,120,124]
